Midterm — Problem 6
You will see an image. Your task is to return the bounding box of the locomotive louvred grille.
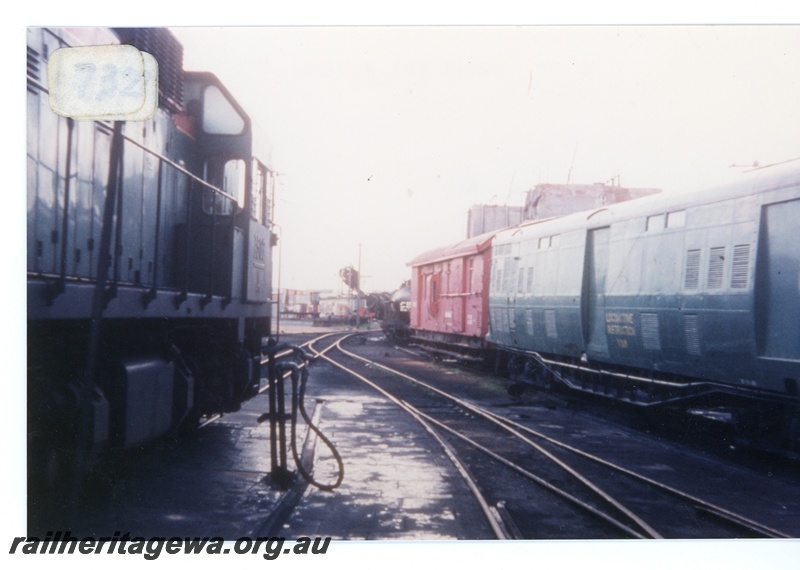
[684,249,701,289]
[708,246,726,289]
[684,314,701,355]
[27,46,40,81]
[731,244,750,289]
[113,27,184,113]
[641,312,661,351]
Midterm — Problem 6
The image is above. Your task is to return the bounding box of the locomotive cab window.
[202,84,246,135]
[203,157,246,215]
[252,161,271,225]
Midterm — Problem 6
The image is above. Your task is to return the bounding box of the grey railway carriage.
[26,27,276,487]
[489,163,800,448]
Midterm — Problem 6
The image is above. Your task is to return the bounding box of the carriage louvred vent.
[525,309,534,336]
[684,249,701,289]
[112,27,184,114]
[708,247,726,289]
[684,314,701,355]
[544,309,557,339]
[730,244,750,289]
[641,312,661,351]
[507,307,516,332]
[27,46,41,81]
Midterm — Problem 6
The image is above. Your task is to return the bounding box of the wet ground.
[34,323,491,540]
[19,322,800,568]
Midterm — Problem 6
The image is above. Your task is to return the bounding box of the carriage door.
[756,198,800,360]
[584,227,610,358]
[246,160,272,303]
[503,252,519,339]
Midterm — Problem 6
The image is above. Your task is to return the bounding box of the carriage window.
[202,85,245,135]
[667,210,686,228]
[646,214,665,232]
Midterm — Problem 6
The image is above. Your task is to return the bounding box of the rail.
[327,333,792,538]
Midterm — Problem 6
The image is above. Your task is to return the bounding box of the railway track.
[198,331,341,429]
[308,331,797,540]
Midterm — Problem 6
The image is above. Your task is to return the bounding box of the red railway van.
[408,231,499,360]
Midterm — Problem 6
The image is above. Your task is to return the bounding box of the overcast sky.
[171,25,799,295]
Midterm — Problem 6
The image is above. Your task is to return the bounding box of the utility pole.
[356,243,362,327]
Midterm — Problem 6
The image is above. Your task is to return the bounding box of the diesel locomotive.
[381,281,412,342]
[26,27,276,488]
[409,163,800,450]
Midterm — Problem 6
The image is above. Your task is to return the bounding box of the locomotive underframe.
[27,310,269,493]
[28,311,268,434]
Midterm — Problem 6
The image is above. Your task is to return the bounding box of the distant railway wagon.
[408,164,800,450]
[408,231,499,360]
[279,289,321,318]
[27,27,277,488]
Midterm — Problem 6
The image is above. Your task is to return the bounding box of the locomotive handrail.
[30,71,240,306]
[143,160,164,307]
[118,129,237,203]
